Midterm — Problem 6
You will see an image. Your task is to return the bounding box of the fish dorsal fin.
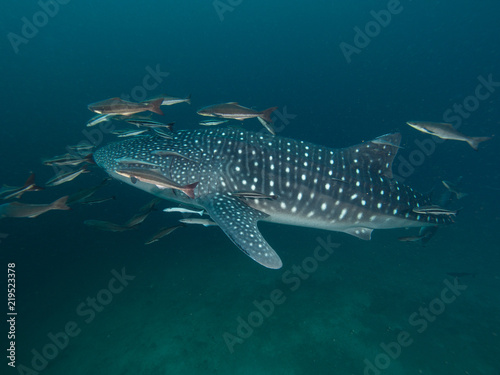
[341,133,401,179]
[200,193,283,269]
[24,172,35,187]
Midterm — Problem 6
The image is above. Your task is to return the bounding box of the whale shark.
[94,128,452,269]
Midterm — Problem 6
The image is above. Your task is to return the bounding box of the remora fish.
[115,168,199,199]
[1,173,44,200]
[256,116,276,135]
[231,191,278,200]
[144,94,191,106]
[125,119,175,130]
[398,225,437,244]
[80,196,116,205]
[46,166,89,187]
[412,205,457,216]
[67,178,110,205]
[42,153,93,166]
[144,224,184,245]
[442,180,468,200]
[163,207,205,216]
[86,113,114,127]
[199,119,229,126]
[94,128,454,269]
[179,218,218,227]
[67,142,95,152]
[111,129,148,137]
[406,121,492,150]
[197,102,278,123]
[0,196,70,219]
[88,97,163,116]
[84,220,137,232]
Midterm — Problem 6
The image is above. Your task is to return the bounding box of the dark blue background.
[1,1,499,374]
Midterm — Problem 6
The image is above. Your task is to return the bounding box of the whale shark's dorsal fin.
[341,133,401,179]
[200,193,283,269]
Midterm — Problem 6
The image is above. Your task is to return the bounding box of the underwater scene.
[1,1,499,374]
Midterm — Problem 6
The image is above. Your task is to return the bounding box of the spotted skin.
[94,128,451,269]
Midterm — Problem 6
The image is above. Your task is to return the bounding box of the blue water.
[1,1,500,374]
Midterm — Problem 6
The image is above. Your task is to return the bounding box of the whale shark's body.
[94,128,451,269]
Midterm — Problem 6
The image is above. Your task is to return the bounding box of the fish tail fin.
[148,98,164,116]
[84,153,96,164]
[467,136,492,150]
[51,196,71,211]
[185,94,191,105]
[182,182,199,199]
[260,107,278,123]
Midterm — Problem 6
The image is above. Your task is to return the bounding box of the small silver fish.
[398,235,425,242]
[111,129,148,137]
[46,166,89,187]
[163,207,205,216]
[150,128,174,139]
[232,191,278,200]
[144,94,191,106]
[256,116,276,135]
[42,153,92,166]
[179,218,218,227]
[412,205,457,216]
[144,224,184,245]
[86,114,114,127]
[125,119,174,130]
[199,119,229,126]
[67,142,95,152]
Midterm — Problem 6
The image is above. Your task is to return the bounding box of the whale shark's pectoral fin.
[200,193,283,269]
[341,227,373,240]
